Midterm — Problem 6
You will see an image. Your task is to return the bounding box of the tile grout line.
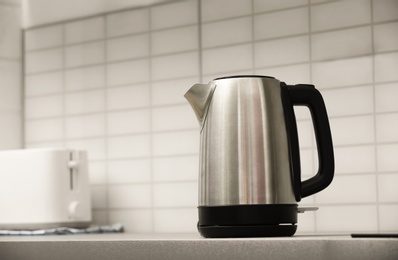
[198,0,203,82]
[148,6,155,234]
[61,23,66,147]
[307,0,318,234]
[21,26,26,148]
[103,15,110,226]
[370,0,381,232]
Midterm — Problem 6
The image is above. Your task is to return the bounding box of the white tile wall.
[254,8,308,40]
[23,0,398,235]
[106,9,149,37]
[65,17,104,44]
[26,71,63,96]
[107,34,150,62]
[25,25,63,51]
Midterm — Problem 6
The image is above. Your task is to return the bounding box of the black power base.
[198,204,298,238]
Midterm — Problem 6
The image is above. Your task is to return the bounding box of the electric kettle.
[185,75,334,238]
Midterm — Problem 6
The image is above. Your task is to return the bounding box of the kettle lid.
[214,75,275,80]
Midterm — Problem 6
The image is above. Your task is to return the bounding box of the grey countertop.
[1,233,398,260]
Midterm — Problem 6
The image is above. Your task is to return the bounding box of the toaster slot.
[68,151,79,191]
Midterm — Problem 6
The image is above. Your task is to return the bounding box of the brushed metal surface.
[194,77,295,206]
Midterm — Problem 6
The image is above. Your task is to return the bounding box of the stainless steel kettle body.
[185,75,334,238]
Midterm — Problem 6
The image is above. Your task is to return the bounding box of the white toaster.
[0,148,92,229]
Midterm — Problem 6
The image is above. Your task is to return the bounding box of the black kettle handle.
[283,84,335,200]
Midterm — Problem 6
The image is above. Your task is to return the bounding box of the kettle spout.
[184,83,217,128]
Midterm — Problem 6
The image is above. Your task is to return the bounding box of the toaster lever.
[68,160,79,169]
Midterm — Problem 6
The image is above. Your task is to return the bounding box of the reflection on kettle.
[185,75,334,238]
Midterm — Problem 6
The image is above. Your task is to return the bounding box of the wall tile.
[0,64,20,111]
[152,51,198,80]
[329,115,374,146]
[254,8,308,40]
[202,44,252,75]
[25,48,63,74]
[65,41,104,68]
[312,56,373,88]
[107,84,150,110]
[294,106,312,121]
[151,77,199,106]
[107,34,149,62]
[65,138,106,160]
[255,36,309,68]
[0,111,21,149]
[316,205,378,233]
[373,0,398,23]
[299,148,314,178]
[256,0,308,12]
[152,104,197,131]
[108,184,151,208]
[25,95,63,119]
[65,114,105,139]
[152,130,199,156]
[153,156,198,182]
[106,9,149,37]
[25,141,64,149]
[376,113,398,143]
[379,205,398,232]
[375,82,398,113]
[65,17,104,44]
[316,175,377,204]
[377,144,398,172]
[374,22,398,53]
[65,89,105,115]
[107,109,150,135]
[378,174,398,202]
[201,0,251,22]
[25,71,63,96]
[202,17,251,48]
[25,25,63,51]
[153,182,197,207]
[297,120,314,148]
[91,210,108,226]
[255,64,310,85]
[153,208,197,233]
[25,118,63,142]
[312,26,372,61]
[152,26,198,55]
[311,0,371,32]
[108,209,152,233]
[334,145,376,174]
[0,5,20,58]
[65,65,105,91]
[321,85,373,117]
[107,134,151,159]
[151,0,197,30]
[108,159,151,184]
[107,59,149,86]
[201,70,253,83]
[89,161,107,185]
[296,211,316,234]
[0,60,20,97]
[374,52,398,83]
[91,186,107,209]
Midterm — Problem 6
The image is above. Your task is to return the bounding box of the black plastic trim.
[198,204,298,238]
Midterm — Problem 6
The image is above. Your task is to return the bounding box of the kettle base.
[198,224,297,238]
[197,204,298,238]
